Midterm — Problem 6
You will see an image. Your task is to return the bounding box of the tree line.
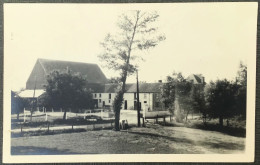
[161,62,247,127]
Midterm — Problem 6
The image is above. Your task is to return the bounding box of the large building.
[26,58,107,89]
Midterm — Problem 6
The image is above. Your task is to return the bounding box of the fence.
[19,108,114,123]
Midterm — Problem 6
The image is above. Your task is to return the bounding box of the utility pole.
[136,70,141,127]
[31,76,37,121]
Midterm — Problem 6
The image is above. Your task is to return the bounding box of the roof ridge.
[37,59,47,74]
[37,58,98,66]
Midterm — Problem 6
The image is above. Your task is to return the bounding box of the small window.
[134,93,137,99]
[99,99,101,103]
[99,93,101,98]
[94,94,97,98]
[109,93,111,99]
[109,100,111,103]
[144,101,147,103]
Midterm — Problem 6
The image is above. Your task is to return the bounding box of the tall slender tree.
[99,10,165,131]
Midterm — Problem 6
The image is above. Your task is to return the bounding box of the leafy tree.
[161,72,193,122]
[161,72,207,123]
[107,77,121,84]
[190,84,206,123]
[236,62,247,87]
[11,91,29,120]
[235,62,247,118]
[204,79,238,126]
[40,70,93,120]
[99,10,165,131]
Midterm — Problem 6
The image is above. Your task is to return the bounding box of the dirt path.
[11,124,245,155]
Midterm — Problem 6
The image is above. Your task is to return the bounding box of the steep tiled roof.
[193,74,202,83]
[38,58,107,84]
[127,83,162,93]
[94,83,162,93]
[103,84,120,93]
[187,74,204,84]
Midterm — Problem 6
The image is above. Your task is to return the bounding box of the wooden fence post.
[23,108,26,123]
[45,112,48,121]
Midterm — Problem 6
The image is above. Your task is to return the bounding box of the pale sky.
[4,3,257,91]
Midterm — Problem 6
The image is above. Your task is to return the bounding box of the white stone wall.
[121,93,154,110]
[92,92,155,110]
[92,93,116,108]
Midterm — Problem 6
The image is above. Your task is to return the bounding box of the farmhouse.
[92,82,163,111]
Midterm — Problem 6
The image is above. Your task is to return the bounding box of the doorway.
[124,100,127,110]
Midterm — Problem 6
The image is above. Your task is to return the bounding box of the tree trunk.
[63,109,67,120]
[17,112,19,120]
[114,109,120,131]
[30,110,33,121]
[113,90,125,131]
[185,110,190,122]
[202,112,207,125]
[219,115,223,127]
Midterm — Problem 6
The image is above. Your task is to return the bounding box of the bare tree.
[99,10,165,131]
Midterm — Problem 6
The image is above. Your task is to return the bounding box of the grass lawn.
[11,123,245,155]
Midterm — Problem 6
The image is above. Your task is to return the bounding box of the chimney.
[201,77,205,84]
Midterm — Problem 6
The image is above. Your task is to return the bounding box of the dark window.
[144,101,147,103]
[109,93,111,99]
[109,100,111,103]
[99,99,101,103]
[94,94,97,98]
[155,102,160,107]
[99,93,101,98]
[134,93,137,99]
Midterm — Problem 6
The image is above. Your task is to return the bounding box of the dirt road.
[11,124,245,155]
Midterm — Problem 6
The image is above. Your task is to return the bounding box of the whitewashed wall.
[92,92,155,110]
[92,93,116,108]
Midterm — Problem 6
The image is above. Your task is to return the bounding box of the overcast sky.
[4,3,257,91]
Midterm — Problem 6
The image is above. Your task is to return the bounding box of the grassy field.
[11,122,245,155]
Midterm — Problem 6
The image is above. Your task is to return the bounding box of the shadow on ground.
[11,146,81,155]
[200,140,245,151]
[191,123,246,137]
[127,131,194,144]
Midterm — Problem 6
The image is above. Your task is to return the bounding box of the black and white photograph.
[3,2,257,163]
